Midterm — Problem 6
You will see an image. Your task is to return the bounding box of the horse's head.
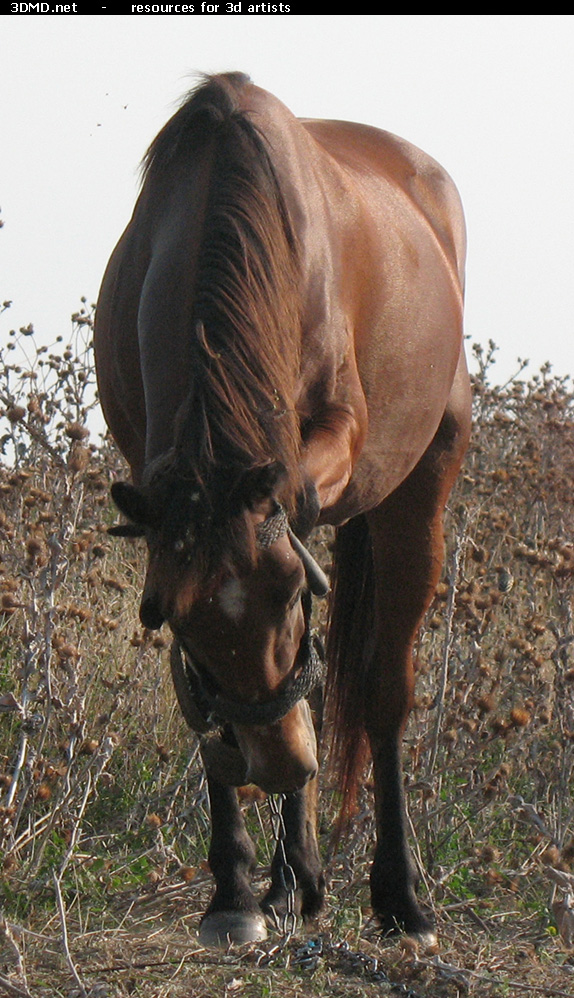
[109,463,328,793]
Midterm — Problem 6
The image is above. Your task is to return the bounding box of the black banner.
[6,2,308,12]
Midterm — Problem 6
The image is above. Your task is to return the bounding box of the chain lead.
[263,797,423,995]
[268,793,298,945]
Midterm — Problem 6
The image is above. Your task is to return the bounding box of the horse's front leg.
[261,778,325,927]
[199,773,268,946]
[198,727,267,947]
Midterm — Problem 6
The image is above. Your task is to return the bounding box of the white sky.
[1,14,573,387]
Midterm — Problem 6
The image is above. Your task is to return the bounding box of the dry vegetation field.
[0,313,574,997]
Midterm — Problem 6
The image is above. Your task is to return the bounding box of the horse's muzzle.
[232,699,318,793]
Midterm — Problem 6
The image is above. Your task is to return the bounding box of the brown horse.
[95,72,471,947]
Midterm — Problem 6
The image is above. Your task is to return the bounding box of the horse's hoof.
[405,929,438,954]
[199,911,268,948]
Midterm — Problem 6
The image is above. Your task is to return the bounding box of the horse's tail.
[326,513,374,824]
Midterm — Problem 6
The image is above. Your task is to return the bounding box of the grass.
[0,324,573,996]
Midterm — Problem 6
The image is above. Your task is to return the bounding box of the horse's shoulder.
[301,118,464,261]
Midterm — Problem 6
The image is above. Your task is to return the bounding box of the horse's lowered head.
[109,460,328,794]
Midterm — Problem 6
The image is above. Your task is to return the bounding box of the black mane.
[142,74,303,516]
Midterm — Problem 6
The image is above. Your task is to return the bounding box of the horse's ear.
[110,481,153,528]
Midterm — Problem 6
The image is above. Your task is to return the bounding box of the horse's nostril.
[140,596,165,630]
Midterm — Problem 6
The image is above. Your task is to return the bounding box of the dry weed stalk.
[0,316,119,862]
[408,341,574,950]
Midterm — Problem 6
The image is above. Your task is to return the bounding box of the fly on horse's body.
[95,72,471,948]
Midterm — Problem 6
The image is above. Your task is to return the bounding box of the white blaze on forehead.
[218,577,247,623]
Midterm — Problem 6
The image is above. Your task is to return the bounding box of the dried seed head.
[477,694,496,715]
[68,442,90,474]
[478,844,500,864]
[509,707,531,728]
[176,865,196,884]
[5,405,26,423]
[65,421,90,441]
[470,543,487,563]
[540,845,561,866]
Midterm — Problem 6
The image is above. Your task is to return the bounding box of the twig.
[0,391,64,466]
[415,953,574,998]
[58,771,92,879]
[52,871,87,998]
[428,529,463,775]
[3,733,28,812]
[162,743,202,824]
[0,972,33,998]
[9,811,52,854]
[0,918,32,998]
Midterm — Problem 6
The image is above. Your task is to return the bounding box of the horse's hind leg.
[366,372,470,939]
